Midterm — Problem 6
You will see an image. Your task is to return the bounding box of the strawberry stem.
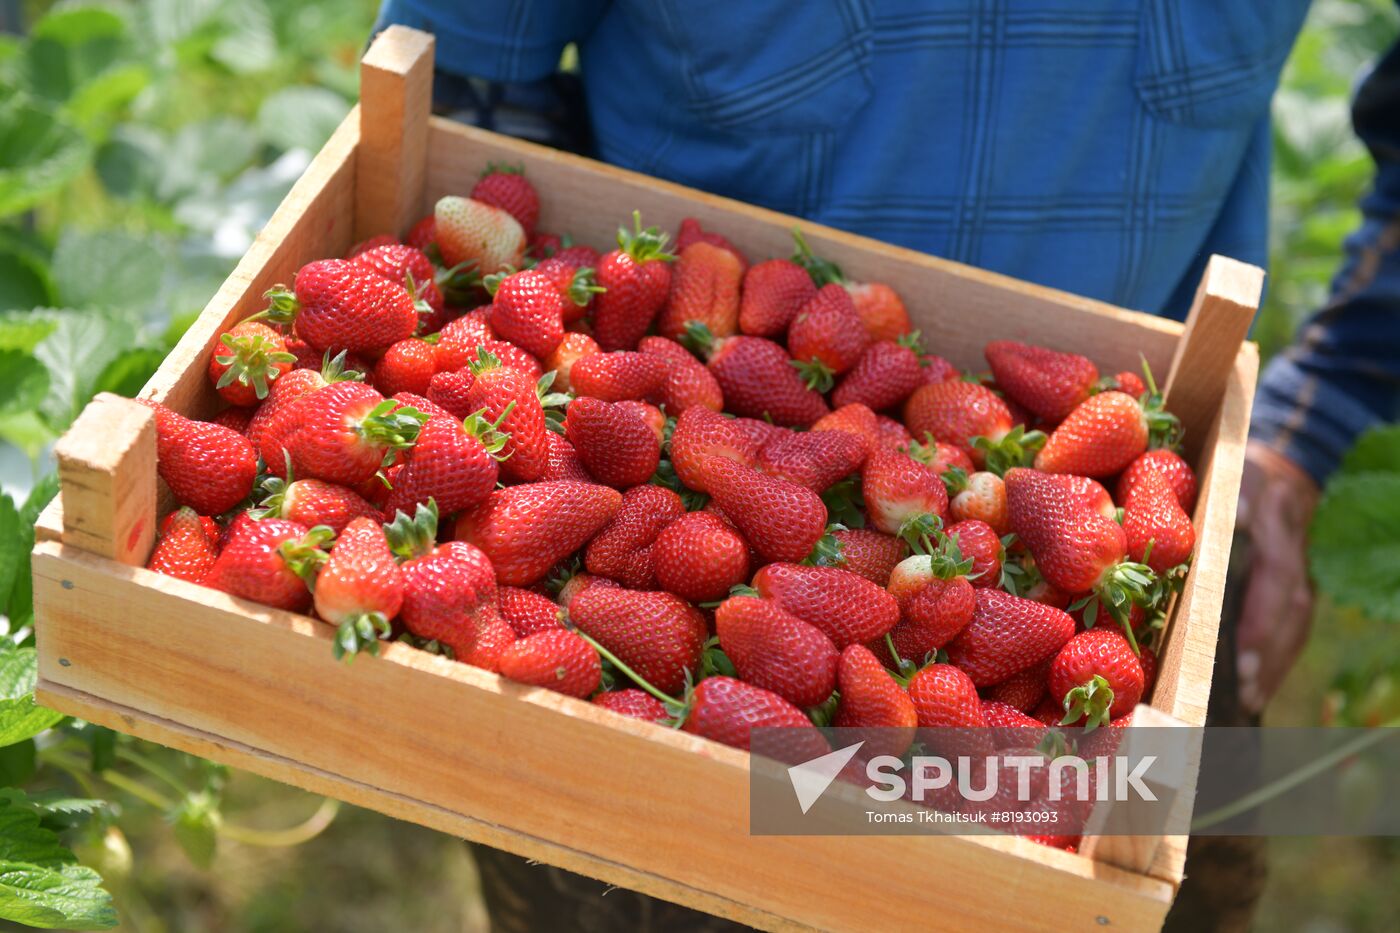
[617,210,676,263]
[570,627,680,707]
[790,228,844,287]
[566,267,606,306]
[1060,674,1114,732]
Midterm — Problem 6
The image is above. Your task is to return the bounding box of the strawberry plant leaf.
[0,97,92,219]
[256,86,349,154]
[0,739,36,786]
[52,231,164,313]
[0,644,65,747]
[1339,424,1400,476]
[0,790,116,929]
[171,792,219,870]
[0,494,18,621]
[0,251,54,311]
[33,311,137,430]
[1309,472,1400,623]
[0,351,50,418]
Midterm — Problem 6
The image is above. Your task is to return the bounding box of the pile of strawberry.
[140,166,1198,845]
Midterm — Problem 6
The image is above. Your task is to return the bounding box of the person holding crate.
[372,1,1400,930]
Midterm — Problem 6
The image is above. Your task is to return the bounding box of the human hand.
[1234,441,1320,714]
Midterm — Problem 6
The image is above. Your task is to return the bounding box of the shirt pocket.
[1134,0,1309,128]
[659,0,874,134]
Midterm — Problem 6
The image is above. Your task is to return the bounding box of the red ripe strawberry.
[313,517,403,658]
[980,701,1051,750]
[543,332,601,393]
[488,268,567,358]
[1064,474,1118,519]
[668,406,762,492]
[945,469,1009,534]
[480,339,544,383]
[834,644,918,757]
[433,313,495,371]
[829,527,907,587]
[945,519,1003,589]
[730,416,790,450]
[1049,628,1144,729]
[434,195,526,275]
[715,596,839,708]
[203,517,327,612]
[373,338,437,397]
[499,629,601,698]
[832,336,923,411]
[883,572,977,664]
[739,258,817,337]
[652,511,751,603]
[569,350,667,402]
[984,341,1099,423]
[1122,467,1196,572]
[593,689,670,723]
[146,507,218,582]
[918,353,960,384]
[433,539,498,600]
[399,550,507,668]
[903,380,1013,461]
[757,429,866,493]
[812,402,882,450]
[1117,449,1198,513]
[861,446,949,535]
[846,282,911,343]
[907,663,986,729]
[465,352,550,482]
[1139,646,1159,694]
[564,397,660,488]
[210,406,254,434]
[208,320,295,406]
[682,676,827,757]
[555,243,603,272]
[753,562,899,648]
[255,476,380,534]
[498,585,565,637]
[944,588,1077,686]
[638,336,724,413]
[423,370,475,419]
[700,335,829,427]
[261,382,424,487]
[704,458,827,563]
[1036,390,1178,477]
[351,242,445,322]
[531,257,597,323]
[906,436,975,475]
[568,586,706,695]
[528,230,563,259]
[674,217,747,269]
[1112,370,1147,398]
[456,481,622,585]
[391,391,454,422]
[541,432,594,483]
[261,259,418,353]
[656,241,743,342]
[874,415,914,452]
[982,659,1051,713]
[162,509,220,544]
[591,212,675,350]
[139,401,258,515]
[554,571,617,609]
[387,412,504,516]
[787,283,869,391]
[404,215,436,251]
[470,164,540,235]
[1004,468,1155,620]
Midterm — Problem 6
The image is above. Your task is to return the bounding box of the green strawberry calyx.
[790,228,845,288]
[970,425,1047,477]
[941,465,970,497]
[255,286,301,325]
[468,347,504,376]
[1060,674,1115,732]
[566,267,606,307]
[802,526,847,568]
[481,161,525,179]
[895,330,925,353]
[277,524,335,584]
[1137,355,1183,451]
[616,210,676,263]
[319,349,365,384]
[790,356,836,393]
[250,452,298,520]
[332,612,394,662]
[462,402,515,459]
[383,499,439,562]
[679,320,717,357]
[481,268,516,297]
[356,400,428,454]
[1074,559,1160,653]
[214,330,296,400]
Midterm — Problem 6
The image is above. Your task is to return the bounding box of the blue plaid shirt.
[375,0,1398,484]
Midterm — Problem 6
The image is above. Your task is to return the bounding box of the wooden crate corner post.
[1163,255,1265,463]
[52,393,158,565]
[355,25,436,241]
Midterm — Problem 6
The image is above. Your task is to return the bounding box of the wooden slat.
[33,541,1175,933]
[424,119,1185,377]
[52,394,156,565]
[1163,256,1264,463]
[355,26,434,241]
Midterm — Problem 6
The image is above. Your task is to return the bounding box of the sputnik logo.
[787,741,865,814]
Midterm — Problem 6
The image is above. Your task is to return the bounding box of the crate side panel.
[33,543,1172,933]
[423,120,1182,376]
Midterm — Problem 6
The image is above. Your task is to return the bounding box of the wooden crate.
[31,26,1262,933]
